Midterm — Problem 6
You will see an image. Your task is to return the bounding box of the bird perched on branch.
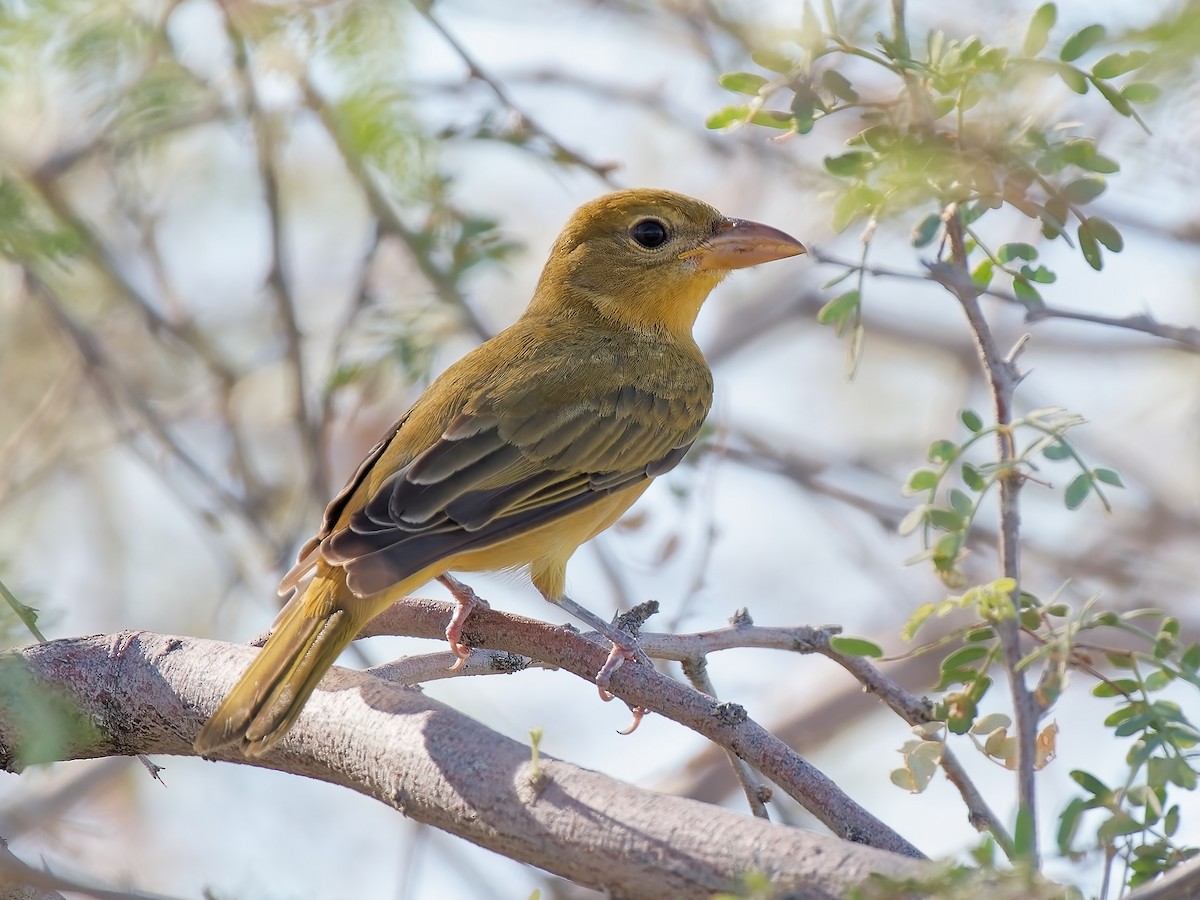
[195,188,805,757]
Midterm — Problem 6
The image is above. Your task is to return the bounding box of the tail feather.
[195,578,363,758]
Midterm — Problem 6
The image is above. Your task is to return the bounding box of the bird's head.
[529,188,806,338]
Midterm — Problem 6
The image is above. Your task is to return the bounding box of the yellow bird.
[195,188,805,756]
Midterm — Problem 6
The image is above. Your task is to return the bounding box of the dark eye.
[629,218,670,249]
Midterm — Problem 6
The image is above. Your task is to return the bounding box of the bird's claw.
[440,574,490,670]
[617,705,647,736]
[595,641,635,700]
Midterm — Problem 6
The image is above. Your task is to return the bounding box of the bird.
[194,188,805,757]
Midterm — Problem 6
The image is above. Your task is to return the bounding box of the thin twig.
[299,76,494,342]
[222,11,327,501]
[678,653,771,820]
[316,222,384,458]
[0,577,45,644]
[24,270,282,561]
[0,835,181,900]
[410,3,619,185]
[941,205,1040,864]
[808,247,1200,352]
[818,639,1014,853]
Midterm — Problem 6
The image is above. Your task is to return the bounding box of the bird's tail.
[194,571,364,758]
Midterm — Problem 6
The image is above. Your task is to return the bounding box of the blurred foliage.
[711,1,1200,893]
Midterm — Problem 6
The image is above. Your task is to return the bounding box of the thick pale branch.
[0,633,926,898]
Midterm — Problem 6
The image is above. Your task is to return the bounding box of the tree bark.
[0,631,928,898]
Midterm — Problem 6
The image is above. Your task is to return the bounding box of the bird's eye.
[629,218,670,249]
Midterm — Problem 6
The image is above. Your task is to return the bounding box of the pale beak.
[684,218,807,271]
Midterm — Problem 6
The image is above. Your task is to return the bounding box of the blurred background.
[1,0,1198,896]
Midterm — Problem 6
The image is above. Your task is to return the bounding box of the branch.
[0,834,171,900]
[940,207,1040,863]
[411,3,618,184]
[808,248,1200,353]
[299,77,494,343]
[222,10,328,500]
[633,618,1011,852]
[0,632,928,898]
[359,601,923,857]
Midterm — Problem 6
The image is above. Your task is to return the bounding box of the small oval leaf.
[719,72,769,95]
[829,636,884,657]
[1060,24,1106,62]
[1065,472,1093,509]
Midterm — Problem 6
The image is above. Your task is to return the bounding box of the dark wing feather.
[321,385,706,597]
[277,413,408,595]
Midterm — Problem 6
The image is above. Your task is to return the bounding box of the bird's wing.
[319,384,704,596]
[277,414,408,596]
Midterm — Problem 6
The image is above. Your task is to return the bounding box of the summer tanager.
[195,188,805,756]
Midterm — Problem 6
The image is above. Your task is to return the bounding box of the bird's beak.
[683,218,807,271]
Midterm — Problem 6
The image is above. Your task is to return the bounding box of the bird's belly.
[447,481,650,598]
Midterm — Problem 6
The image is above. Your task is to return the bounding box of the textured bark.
[0,631,928,898]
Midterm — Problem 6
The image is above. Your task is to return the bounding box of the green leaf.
[943,645,988,671]
[1093,467,1124,487]
[904,468,939,495]
[971,258,994,290]
[1092,50,1149,78]
[1122,82,1161,104]
[829,636,884,657]
[1063,176,1107,204]
[960,409,983,433]
[825,151,876,178]
[706,105,749,130]
[911,213,941,248]
[1098,811,1144,841]
[1070,769,1111,797]
[961,463,985,491]
[1057,797,1086,854]
[1181,642,1200,674]
[997,242,1037,263]
[830,183,880,232]
[1078,222,1104,270]
[1086,216,1124,252]
[816,289,860,326]
[898,505,927,537]
[1060,24,1106,62]
[860,124,896,152]
[751,48,797,73]
[1012,276,1043,306]
[1093,77,1134,116]
[821,69,859,103]
[1165,805,1180,837]
[1043,440,1070,460]
[1019,263,1057,284]
[1065,472,1093,509]
[1145,669,1174,692]
[719,72,769,95]
[928,507,965,531]
[1093,678,1138,698]
[928,439,957,463]
[1023,3,1057,56]
[948,488,972,517]
[749,109,795,129]
[1057,64,1089,94]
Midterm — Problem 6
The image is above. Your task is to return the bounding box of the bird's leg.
[552,594,652,698]
[438,574,490,671]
